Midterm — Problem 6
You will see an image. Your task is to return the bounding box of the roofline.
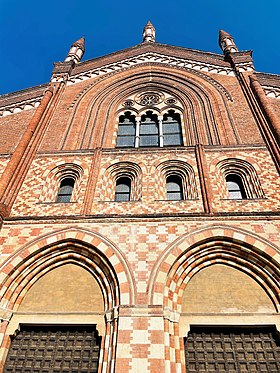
[76,42,227,68]
[0,83,48,100]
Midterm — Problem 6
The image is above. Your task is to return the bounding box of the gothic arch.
[0,227,135,311]
[149,225,280,312]
[0,228,135,372]
[61,65,238,150]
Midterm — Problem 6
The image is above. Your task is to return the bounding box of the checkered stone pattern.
[115,308,165,373]
[0,228,134,309]
[207,148,280,212]
[92,150,204,215]
[38,161,85,203]
[1,39,280,373]
[0,228,135,372]
[151,226,280,313]
[11,156,91,216]
[0,159,9,179]
[153,157,199,200]
[98,161,142,202]
[7,145,280,218]
[0,221,280,305]
[0,222,279,372]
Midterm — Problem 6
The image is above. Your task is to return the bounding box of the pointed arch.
[149,225,280,312]
[0,228,135,373]
[0,227,135,311]
[61,65,238,150]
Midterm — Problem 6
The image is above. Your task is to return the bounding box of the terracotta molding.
[195,144,212,214]
[81,149,102,215]
[250,74,280,144]
[0,87,54,209]
[229,62,280,174]
[247,74,280,174]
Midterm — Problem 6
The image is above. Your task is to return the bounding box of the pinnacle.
[72,37,85,51]
[219,30,231,39]
[145,20,155,29]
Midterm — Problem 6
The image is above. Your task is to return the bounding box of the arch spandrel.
[148,225,280,313]
[61,65,237,150]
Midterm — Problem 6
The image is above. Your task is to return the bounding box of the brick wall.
[0,41,279,372]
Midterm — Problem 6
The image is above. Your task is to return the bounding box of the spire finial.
[143,21,156,43]
[65,37,85,64]
[219,30,238,55]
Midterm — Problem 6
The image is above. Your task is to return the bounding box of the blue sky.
[1,0,280,94]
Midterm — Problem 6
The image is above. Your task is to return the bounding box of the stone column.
[135,117,141,148]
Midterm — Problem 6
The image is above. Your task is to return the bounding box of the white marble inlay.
[64,52,237,86]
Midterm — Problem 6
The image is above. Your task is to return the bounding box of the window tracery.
[163,110,183,146]
[139,111,159,147]
[116,90,184,148]
[116,112,136,148]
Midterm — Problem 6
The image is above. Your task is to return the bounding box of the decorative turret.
[65,37,85,64]
[142,21,156,43]
[219,30,238,55]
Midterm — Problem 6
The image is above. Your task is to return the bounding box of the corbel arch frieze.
[62,65,237,150]
[69,61,233,107]
[148,225,280,312]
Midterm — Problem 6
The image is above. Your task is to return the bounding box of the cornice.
[73,42,229,72]
[263,85,280,99]
[255,72,280,99]
[68,61,233,110]
[0,84,47,117]
[59,51,236,86]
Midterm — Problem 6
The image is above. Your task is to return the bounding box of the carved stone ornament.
[123,99,135,107]
[136,92,164,106]
[165,97,177,105]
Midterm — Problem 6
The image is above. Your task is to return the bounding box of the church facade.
[0,23,279,372]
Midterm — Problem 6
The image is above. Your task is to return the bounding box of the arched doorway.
[150,225,280,372]
[0,228,134,373]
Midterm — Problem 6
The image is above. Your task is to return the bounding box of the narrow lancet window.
[139,111,159,147]
[163,110,183,146]
[116,112,136,148]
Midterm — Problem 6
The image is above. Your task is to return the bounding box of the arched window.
[116,112,136,148]
[226,174,247,199]
[115,177,131,202]
[218,158,265,200]
[56,177,75,203]
[163,110,183,146]
[39,163,83,204]
[166,175,184,201]
[139,111,159,147]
